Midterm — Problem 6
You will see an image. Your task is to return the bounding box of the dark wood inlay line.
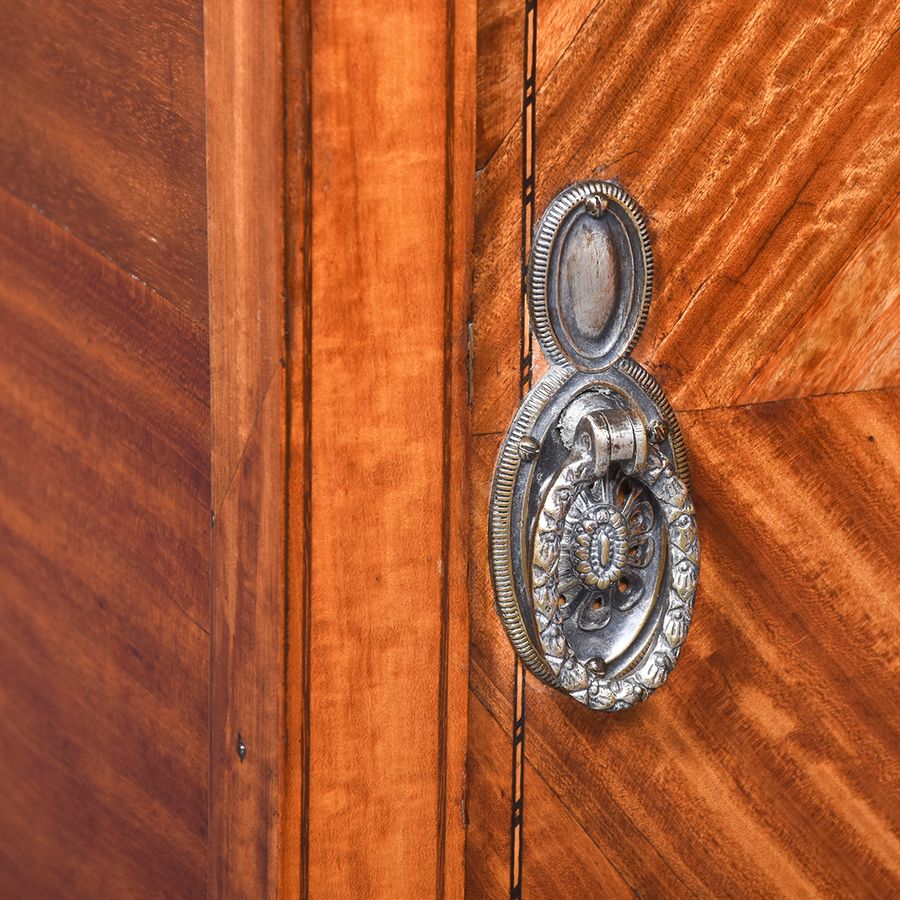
[510,1,538,897]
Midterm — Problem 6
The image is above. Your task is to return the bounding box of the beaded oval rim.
[527,180,653,372]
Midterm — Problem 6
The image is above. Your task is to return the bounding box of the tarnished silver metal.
[489,181,699,711]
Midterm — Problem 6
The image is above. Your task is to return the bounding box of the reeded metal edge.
[488,366,571,686]
[527,181,654,371]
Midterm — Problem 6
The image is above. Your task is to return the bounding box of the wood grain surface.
[0,0,208,319]
[306,0,476,888]
[744,199,900,404]
[468,689,635,898]
[473,0,900,435]
[0,3,212,894]
[294,0,475,895]
[205,0,291,894]
[469,0,900,895]
[475,0,596,169]
[282,0,312,895]
[209,374,287,897]
[205,0,286,503]
[0,188,210,898]
[520,390,900,897]
[3,0,897,894]
[1,1,477,895]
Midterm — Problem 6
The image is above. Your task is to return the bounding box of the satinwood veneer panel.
[521,389,900,896]
[0,0,207,319]
[476,0,597,169]
[299,0,474,895]
[470,9,899,891]
[472,0,900,436]
[0,190,210,897]
[204,0,291,893]
[743,199,900,404]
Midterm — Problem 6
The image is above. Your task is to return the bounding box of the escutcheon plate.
[489,181,699,711]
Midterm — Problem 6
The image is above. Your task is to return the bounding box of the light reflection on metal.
[489,181,699,711]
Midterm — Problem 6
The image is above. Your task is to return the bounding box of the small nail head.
[585,195,608,218]
[649,419,669,443]
[586,656,607,676]
[518,436,540,460]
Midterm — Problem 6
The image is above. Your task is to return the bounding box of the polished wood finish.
[520,389,900,896]
[0,0,299,894]
[745,200,900,404]
[205,0,289,894]
[468,689,634,898]
[282,0,312,895]
[0,0,480,894]
[3,0,895,894]
[469,0,900,895]
[210,377,287,896]
[0,1,212,893]
[0,188,210,898]
[291,1,475,894]
[475,0,595,169]
[0,0,208,319]
[205,0,286,502]
[473,0,900,434]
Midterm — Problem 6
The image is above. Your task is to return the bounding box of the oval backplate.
[528,181,652,372]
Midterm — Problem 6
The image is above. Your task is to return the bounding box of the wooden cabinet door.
[1,1,896,896]
[0,1,288,895]
[466,1,900,896]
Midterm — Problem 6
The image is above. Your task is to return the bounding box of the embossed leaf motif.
[540,622,567,660]
[558,655,588,692]
[536,533,558,561]
[672,554,698,598]
[532,584,556,618]
[664,602,689,648]
[587,681,617,710]
[671,512,698,558]
[529,436,697,712]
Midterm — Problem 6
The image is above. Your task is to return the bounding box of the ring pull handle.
[489,181,699,711]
